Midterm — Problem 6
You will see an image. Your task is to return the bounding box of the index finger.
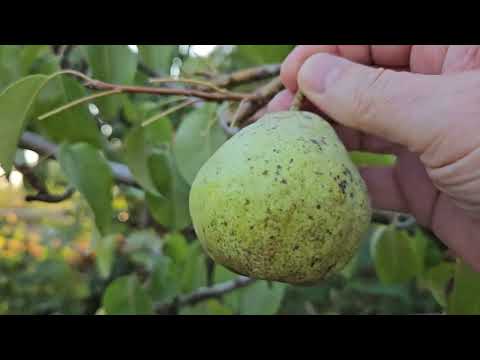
[281,45,412,91]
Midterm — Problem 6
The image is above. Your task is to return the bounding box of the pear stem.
[290,91,305,111]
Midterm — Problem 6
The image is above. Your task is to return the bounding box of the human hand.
[268,45,480,271]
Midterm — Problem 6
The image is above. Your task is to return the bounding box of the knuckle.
[349,68,392,128]
[448,46,480,72]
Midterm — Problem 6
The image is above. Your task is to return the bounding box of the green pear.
[189,111,372,285]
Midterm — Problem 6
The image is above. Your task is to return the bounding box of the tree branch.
[19,131,137,187]
[53,69,254,102]
[26,187,75,203]
[231,77,284,127]
[198,64,281,88]
[15,162,76,203]
[155,276,255,314]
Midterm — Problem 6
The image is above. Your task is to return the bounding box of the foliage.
[0,45,479,315]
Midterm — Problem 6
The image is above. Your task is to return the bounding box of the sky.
[128,45,218,57]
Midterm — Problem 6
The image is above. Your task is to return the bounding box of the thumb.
[297,53,447,153]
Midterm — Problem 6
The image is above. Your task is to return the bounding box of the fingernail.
[298,54,349,94]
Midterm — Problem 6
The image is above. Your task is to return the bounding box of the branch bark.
[232,77,284,127]
[15,162,76,203]
[155,276,255,314]
[26,188,75,203]
[198,64,281,88]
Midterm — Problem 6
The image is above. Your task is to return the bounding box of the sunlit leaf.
[422,262,455,307]
[0,75,48,172]
[371,226,427,284]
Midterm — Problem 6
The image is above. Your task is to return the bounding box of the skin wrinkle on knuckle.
[447,46,480,72]
[462,46,480,70]
[427,147,480,189]
[348,67,390,131]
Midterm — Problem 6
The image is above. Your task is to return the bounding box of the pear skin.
[189,111,372,285]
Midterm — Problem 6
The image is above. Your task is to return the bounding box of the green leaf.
[125,230,162,254]
[347,279,410,302]
[84,45,138,119]
[0,74,48,172]
[146,150,191,231]
[102,275,154,315]
[33,75,102,147]
[146,256,179,303]
[173,104,227,184]
[124,230,162,271]
[121,96,147,125]
[30,53,61,75]
[138,45,176,75]
[238,281,286,315]
[19,45,50,75]
[123,120,173,196]
[370,226,427,284]
[179,299,234,315]
[0,46,22,90]
[350,151,397,167]
[213,265,286,315]
[163,232,190,265]
[422,262,455,307]
[180,241,207,293]
[213,265,243,311]
[448,260,480,314]
[234,45,294,65]
[58,143,114,236]
[94,234,117,279]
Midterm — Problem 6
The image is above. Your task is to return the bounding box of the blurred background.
[0,45,454,315]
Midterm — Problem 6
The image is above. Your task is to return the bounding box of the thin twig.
[38,89,122,120]
[218,104,240,137]
[290,91,305,111]
[149,77,230,94]
[58,70,254,102]
[141,99,199,127]
[212,64,281,88]
[155,276,255,314]
[231,77,284,127]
